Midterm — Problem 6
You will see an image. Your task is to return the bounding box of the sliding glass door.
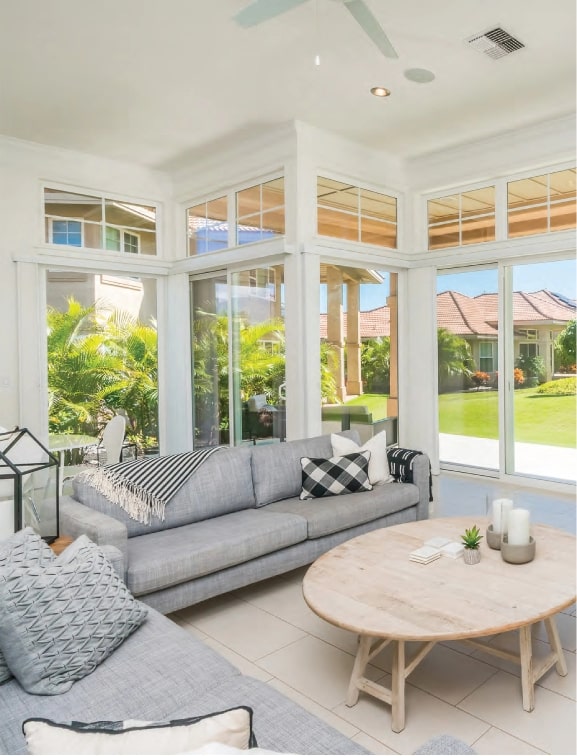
[191,264,286,448]
[437,268,499,472]
[438,259,576,483]
[508,259,576,481]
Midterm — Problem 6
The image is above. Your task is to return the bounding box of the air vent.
[466,27,525,60]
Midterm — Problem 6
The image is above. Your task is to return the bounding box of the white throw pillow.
[23,707,255,755]
[331,431,393,485]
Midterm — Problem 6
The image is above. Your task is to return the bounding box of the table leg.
[544,615,568,676]
[391,640,406,733]
[519,625,535,712]
[346,634,372,706]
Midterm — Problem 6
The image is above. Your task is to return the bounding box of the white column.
[17,261,48,440]
[400,266,438,472]
[284,251,321,440]
[161,273,193,453]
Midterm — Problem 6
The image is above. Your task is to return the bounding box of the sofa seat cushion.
[264,482,419,539]
[73,446,256,538]
[126,510,308,596]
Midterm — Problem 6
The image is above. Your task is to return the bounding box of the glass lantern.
[0,427,60,543]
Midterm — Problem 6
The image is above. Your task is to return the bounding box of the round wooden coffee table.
[302,516,576,732]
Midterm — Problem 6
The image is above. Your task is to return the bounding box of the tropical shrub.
[536,377,576,396]
[47,298,159,450]
[437,328,474,393]
[515,354,545,384]
[555,319,576,369]
[471,371,490,389]
[360,337,390,393]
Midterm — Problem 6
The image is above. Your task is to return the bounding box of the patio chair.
[62,416,129,490]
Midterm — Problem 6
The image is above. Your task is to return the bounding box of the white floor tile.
[458,670,577,754]
[394,643,499,705]
[184,598,307,661]
[471,726,546,755]
[534,611,576,652]
[235,574,359,652]
[258,635,382,710]
[266,679,360,739]
[350,731,399,754]
[201,636,275,682]
[333,683,489,755]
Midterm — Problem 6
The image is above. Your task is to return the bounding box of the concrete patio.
[440,433,576,483]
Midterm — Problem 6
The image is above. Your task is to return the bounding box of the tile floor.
[170,472,576,755]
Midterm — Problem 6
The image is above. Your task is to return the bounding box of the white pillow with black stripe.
[299,451,372,500]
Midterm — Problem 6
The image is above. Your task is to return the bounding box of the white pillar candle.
[491,499,514,532]
[507,508,531,546]
[500,500,514,535]
[491,500,502,532]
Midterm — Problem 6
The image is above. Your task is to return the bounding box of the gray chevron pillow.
[0,528,55,684]
[0,535,147,694]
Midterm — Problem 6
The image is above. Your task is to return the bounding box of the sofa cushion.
[73,446,255,537]
[23,707,256,754]
[299,451,372,500]
[0,528,55,684]
[126,510,308,596]
[251,431,360,507]
[265,482,420,539]
[0,536,147,695]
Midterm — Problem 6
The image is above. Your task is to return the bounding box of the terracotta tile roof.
[319,290,574,340]
[319,307,391,340]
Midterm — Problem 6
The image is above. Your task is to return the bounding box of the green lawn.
[439,388,576,448]
[345,393,389,420]
[346,389,576,447]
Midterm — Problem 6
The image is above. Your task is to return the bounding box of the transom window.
[236,178,285,246]
[427,187,496,250]
[44,188,157,255]
[187,196,228,255]
[317,177,397,249]
[508,168,576,237]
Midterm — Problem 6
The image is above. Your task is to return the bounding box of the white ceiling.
[0,0,575,170]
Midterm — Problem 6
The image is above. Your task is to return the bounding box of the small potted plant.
[461,524,483,564]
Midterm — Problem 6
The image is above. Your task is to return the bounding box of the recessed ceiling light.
[370,86,391,97]
[404,68,435,84]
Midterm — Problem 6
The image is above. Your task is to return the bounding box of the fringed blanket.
[387,447,433,502]
[80,447,223,524]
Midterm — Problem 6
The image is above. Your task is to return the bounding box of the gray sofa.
[60,431,430,615]
[0,599,368,755]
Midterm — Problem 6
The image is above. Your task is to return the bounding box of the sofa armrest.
[60,496,128,570]
[101,545,125,580]
[411,453,431,520]
[387,449,431,521]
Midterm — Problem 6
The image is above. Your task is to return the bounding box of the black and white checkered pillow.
[299,451,373,500]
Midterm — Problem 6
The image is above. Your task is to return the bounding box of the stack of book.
[409,545,442,564]
[409,537,464,564]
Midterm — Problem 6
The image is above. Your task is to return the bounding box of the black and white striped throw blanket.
[387,447,433,502]
[80,447,223,525]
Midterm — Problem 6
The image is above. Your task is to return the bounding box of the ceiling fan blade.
[234,0,310,28]
[344,0,399,59]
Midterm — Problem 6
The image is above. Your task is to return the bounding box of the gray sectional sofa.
[60,431,430,615]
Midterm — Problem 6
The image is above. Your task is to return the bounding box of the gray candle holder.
[501,535,536,564]
[486,524,502,550]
